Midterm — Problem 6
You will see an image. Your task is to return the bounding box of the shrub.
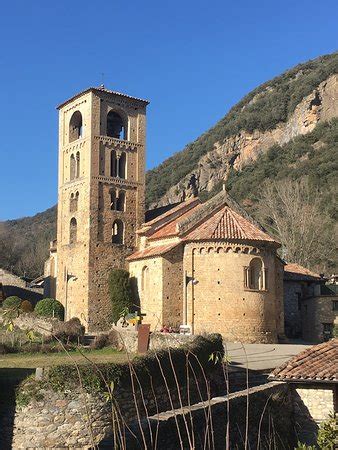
[108,329,121,348]
[48,333,224,394]
[317,414,337,448]
[90,334,109,350]
[20,300,33,313]
[35,298,64,320]
[52,317,85,343]
[0,343,11,354]
[108,269,133,324]
[2,296,22,310]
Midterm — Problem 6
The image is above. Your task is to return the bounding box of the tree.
[108,269,133,324]
[257,179,336,272]
[2,296,22,310]
[35,298,64,320]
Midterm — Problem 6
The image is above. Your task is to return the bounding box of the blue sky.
[0,0,337,220]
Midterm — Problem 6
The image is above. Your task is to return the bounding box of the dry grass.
[0,347,129,369]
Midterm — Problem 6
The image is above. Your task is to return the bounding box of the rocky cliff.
[151,73,338,207]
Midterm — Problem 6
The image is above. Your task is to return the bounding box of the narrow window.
[107,111,126,139]
[119,152,126,179]
[70,154,76,181]
[69,193,78,212]
[112,220,124,244]
[117,191,125,212]
[69,217,77,244]
[110,150,117,177]
[110,190,116,210]
[141,266,149,292]
[69,111,83,143]
[76,152,80,178]
[75,191,79,211]
[70,193,75,212]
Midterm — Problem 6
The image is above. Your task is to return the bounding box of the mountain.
[146,52,338,207]
[1,52,337,277]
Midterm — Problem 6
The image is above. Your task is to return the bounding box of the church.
[45,86,285,343]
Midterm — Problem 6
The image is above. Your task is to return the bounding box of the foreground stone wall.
[11,367,222,449]
[11,378,293,449]
[125,382,295,449]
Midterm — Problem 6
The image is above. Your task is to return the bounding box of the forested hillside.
[146,52,338,206]
[1,53,337,277]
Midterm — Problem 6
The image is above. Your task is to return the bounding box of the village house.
[270,339,337,445]
[284,263,338,342]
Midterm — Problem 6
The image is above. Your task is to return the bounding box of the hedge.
[48,333,224,394]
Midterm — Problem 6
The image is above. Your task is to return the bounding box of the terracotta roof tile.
[185,206,278,243]
[126,242,180,261]
[269,339,337,382]
[148,202,202,240]
[284,263,322,281]
[145,198,199,228]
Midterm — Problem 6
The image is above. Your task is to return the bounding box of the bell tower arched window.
[116,190,125,212]
[69,217,77,244]
[110,150,117,177]
[110,189,116,210]
[107,111,127,140]
[119,152,126,179]
[69,111,83,143]
[112,220,124,244]
[70,192,79,212]
[76,152,80,178]
[70,154,76,181]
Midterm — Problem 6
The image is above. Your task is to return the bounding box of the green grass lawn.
[0,347,130,369]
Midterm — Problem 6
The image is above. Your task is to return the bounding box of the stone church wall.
[183,241,283,343]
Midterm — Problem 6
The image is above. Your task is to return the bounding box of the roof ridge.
[224,206,248,239]
[178,190,228,236]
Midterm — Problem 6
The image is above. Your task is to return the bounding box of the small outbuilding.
[269,339,337,445]
[284,264,338,342]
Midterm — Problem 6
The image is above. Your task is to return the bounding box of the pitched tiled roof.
[148,202,202,240]
[57,86,149,109]
[269,339,337,382]
[126,242,180,261]
[284,263,323,281]
[184,205,278,243]
[145,198,199,228]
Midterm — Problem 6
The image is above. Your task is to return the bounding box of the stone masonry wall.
[302,296,338,342]
[56,89,147,332]
[292,384,336,445]
[125,382,295,449]
[183,241,283,343]
[11,365,222,449]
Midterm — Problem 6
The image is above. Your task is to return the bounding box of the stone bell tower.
[56,86,149,330]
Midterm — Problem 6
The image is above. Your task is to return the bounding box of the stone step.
[82,334,96,346]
